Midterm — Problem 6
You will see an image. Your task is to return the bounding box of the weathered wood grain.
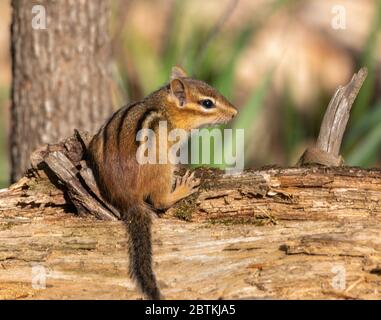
[0,167,380,300]
[298,68,367,166]
[0,68,379,300]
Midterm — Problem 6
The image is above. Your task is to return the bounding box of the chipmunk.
[87,66,237,300]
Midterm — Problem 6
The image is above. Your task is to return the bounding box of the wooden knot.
[297,147,344,167]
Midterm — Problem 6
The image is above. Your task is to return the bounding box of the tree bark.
[0,166,381,299]
[10,0,113,182]
[1,66,378,299]
[0,69,381,299]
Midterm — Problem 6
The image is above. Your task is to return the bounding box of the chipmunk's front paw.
[174,170,201,198]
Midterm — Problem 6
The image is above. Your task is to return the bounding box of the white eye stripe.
[199,108,215,113]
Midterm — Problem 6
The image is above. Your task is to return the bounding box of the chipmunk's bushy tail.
[124,204,161,300]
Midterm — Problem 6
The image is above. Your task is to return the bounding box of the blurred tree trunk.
[10,0,114,182]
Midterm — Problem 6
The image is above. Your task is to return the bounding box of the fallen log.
[0,166,381,299]
[1,68,380,300]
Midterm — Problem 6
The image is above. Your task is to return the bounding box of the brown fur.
[87,67,237,299]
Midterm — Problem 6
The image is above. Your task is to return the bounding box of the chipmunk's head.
[167,66,238,131]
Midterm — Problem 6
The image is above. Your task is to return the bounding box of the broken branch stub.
[28,130,119,221]
[24,69,370,221]
[298,67,368,166]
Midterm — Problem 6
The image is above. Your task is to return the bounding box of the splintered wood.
[0,67,380,299]
[0,166,380,299]
[298,68,367,166]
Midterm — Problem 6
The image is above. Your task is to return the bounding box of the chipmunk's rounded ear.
[170,66,188,80]
[170,78,187,107]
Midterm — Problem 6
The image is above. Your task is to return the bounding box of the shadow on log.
[0,68,381,300]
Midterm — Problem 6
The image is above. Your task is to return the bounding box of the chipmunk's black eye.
[199,99,214,109]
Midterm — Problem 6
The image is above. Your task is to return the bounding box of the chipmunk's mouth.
[214,115,235,125]
[194,115,235,130]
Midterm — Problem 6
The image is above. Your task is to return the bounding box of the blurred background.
[1,0,381,187]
